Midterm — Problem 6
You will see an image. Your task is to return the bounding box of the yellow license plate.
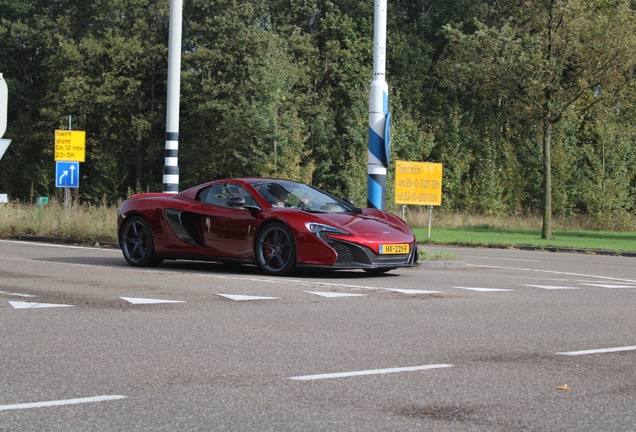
[379,244,410,254]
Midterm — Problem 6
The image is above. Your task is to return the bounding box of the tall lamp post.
[367,0,390,209]
[163,0,183,193]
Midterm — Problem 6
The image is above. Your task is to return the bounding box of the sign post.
[395,161,443,238]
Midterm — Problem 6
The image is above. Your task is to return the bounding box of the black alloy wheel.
[255,222,296,276]
[121,216,163,267]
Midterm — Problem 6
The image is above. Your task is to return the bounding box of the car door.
[194,183,259,259]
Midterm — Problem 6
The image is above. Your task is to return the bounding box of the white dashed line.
[522,284,580,290]
[289,364,453,381]
[468,264,636,284]
[0,395,127,411]
[9,301,74,309]
[0,291,36,297]
[579,283,636,289]
[556,346,636,356]
[453,286,514,292]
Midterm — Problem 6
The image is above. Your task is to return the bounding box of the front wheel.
[120,216,163,267]
[255,222,296,276]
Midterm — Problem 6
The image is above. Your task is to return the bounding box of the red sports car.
[117,178,419,276]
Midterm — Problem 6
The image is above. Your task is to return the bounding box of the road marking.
[453,286,514,292]
[556,346,636,356]
[467,256,541,262]
[468,264,636,284]
[305,291,366,298]
[9,301,73,309]
[0,291,36,297]
[0,395,127,411]
[522,284,580,290]
[218,294,278,301]
[200,274,391,291]
[120,297,185,304]
[579,283,636,289]
[0,256,403,294]
[387,289,444,294]
[289,364,453,381]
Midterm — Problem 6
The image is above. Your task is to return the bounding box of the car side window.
[197,184,256,208]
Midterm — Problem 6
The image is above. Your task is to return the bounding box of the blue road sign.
[55,161,80,188]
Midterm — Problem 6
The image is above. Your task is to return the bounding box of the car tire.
[255,222,296,276]
[120,216,163,267]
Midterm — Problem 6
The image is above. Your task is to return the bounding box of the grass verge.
[1,202,634,254]
[413,226,636,253]
[419,249,459,261]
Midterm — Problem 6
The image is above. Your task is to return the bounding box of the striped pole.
[163,0,183,193]
[0,73,10,161]
[367,0,389,209]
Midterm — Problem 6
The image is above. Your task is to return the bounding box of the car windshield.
[252,180,357,213]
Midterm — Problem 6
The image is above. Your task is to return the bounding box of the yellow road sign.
[54,130,85,162]
[395,161,443,206]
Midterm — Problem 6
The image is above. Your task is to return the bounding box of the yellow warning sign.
[395,161,443,206]
[54,130,85,162]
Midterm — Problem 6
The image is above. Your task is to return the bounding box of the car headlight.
[305,222,349,236]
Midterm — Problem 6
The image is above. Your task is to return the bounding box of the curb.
[420,243,636,258]
[419,260,466,269]
[514,245,636,257]
[5,235,119,248]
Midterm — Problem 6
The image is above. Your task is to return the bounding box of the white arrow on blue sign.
[55,161,80,188]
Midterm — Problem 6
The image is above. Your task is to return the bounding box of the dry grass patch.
[403,207,636,232]
[0,198,118,242]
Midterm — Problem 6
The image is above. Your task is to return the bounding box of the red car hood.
[315,212,414,243]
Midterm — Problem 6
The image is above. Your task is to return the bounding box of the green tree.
[441,0,636,237]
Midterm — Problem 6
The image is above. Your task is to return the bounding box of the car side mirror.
[342,197,355,206]
[227,195,261,211]
[227,196,246,207]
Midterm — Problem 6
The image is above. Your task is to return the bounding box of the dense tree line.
[1,0,635,232]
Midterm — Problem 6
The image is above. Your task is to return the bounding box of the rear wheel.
[255,222,296,276]
[121,216,163,267]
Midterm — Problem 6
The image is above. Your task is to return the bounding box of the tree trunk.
[542,114,552,239]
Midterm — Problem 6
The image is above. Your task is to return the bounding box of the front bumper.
[297,237,419,271]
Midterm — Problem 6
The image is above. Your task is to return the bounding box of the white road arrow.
[218,294,278,301]
[305,291,366,298]
[120,297,184,305]
[69,165,76,185]
[387,289,444,294]
[59,170,68,184]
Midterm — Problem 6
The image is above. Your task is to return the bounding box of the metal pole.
[0,73,12,162]
[367,0,389,209]
[65,116,71,211]
[427,205,433,238]
[163,0,183,193]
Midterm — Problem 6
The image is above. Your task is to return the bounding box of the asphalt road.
[1,239,635,431]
